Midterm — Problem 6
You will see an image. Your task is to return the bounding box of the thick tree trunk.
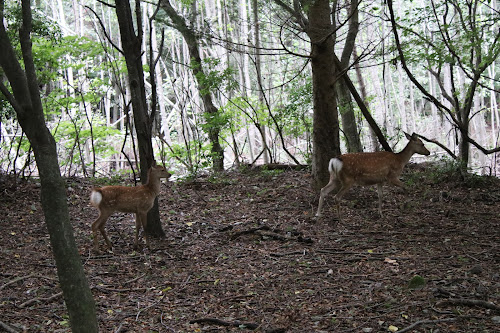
[115,0,165,238]
[0,1,97,331]
[307,0,341,190]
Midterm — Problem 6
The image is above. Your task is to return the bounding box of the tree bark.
[306,0,341,190]
[0,1,97,331]
[335,0,362,153]
[115,0,165,238]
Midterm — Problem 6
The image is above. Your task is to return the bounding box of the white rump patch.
[90,191,102,205]
[328,158,343,174]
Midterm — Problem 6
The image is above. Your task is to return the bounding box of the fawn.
[90,162,171,251]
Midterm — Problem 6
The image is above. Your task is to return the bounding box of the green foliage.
[428,157,464,183]
[398,1,500,72]
[200,110,230,135]
[275,75,312,137]
[0,99,15,119]
[408,275,426,290]
[219,96,249,135]
[260,167,284,178]
[191,57,237,95]
[2,3,62,46]
[164,140,214,176]
[52,115,121,170]
[90,172,131,186]
[427,157,496,188]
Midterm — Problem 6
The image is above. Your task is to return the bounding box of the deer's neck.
[144,170,161,196]
[397,144,416,165]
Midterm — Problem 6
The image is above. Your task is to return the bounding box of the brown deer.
[90,162,171,251]
[316,132,430,219]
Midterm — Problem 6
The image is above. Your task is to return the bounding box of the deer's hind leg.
[316,178,340,218]
[92,210,113,251]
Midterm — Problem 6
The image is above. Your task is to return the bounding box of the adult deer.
[90,162,171,251]
[316,132,430,219]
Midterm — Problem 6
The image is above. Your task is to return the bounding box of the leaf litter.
[0,165,499,332]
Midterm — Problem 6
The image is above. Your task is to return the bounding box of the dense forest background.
[1,1,499,332]
[1,0,499,179]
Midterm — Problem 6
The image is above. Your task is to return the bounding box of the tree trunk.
[336,0,362,153]
[115,0,165,238]
[0,1,97,331]
[337,83,362,152]
[252,0,270,164]
[354,48,378,150]
[307,0,341,190]
[160,0,224,172]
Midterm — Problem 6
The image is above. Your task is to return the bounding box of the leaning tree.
[0,0,97,331]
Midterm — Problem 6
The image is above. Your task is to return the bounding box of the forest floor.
[1,163,499,333]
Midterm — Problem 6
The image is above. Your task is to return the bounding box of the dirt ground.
[1,164,499,332]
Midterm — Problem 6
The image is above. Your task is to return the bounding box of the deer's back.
[337,152,403,185]
[94,185,156,213]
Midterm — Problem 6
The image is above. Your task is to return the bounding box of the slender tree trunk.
[0,1,97,331]
[354,49,377,150]
[336,0,362,153]
[160,0,224,171]
[115,0,165,238]
[252,0,270,164]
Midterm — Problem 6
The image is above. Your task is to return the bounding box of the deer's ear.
[404,131,411,140]
[152,160,158,167]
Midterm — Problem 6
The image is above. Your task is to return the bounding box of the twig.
[0,274,34,291]
[123,273,146,286]
[135,294,166,321]
[397,317,457,333]
[437,298,500,312]
[94,285,148,293]
[18,291,63,308]
[230,225,270,240]
[190,317,259,330]
[0,320,21,333]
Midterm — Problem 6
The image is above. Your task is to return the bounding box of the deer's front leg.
[134,212,149,249]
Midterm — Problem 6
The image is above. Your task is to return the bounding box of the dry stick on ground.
[230,225,270,240]
[189,317,259,330]
[19,291,63,308]
[0,274,34,291]
[437,298,500,312]
[397,318,457,333]
[0,320,21,333]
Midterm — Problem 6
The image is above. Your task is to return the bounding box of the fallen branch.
[18,291,63,308]
[190,317,259,330]
[247,163,308,171]
[437,298,500,312]
[0,274,34,291]
[123,273,146,286]
[94,285,148,293]
[230,225,312,244]
[230,225,270,240]
[397,317,457,333]
[0,320,21,333]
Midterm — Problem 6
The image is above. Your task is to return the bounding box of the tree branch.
[85,5,123,55]
[332,53,392,152]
